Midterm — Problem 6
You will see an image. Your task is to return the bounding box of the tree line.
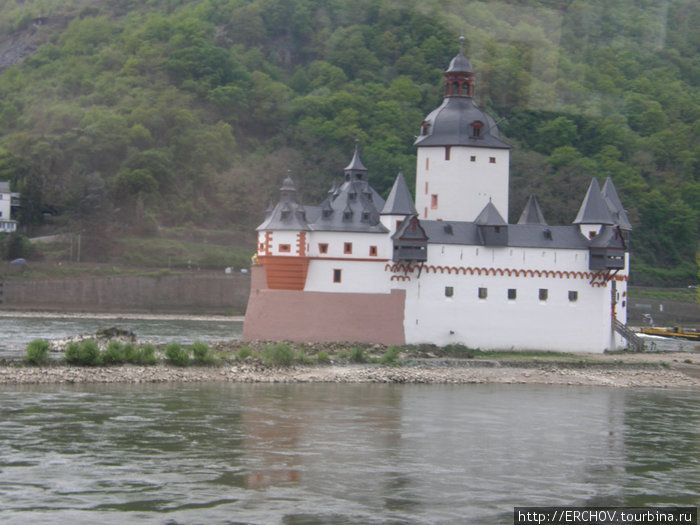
[0,0,697,285]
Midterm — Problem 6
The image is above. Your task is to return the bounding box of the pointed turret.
[517,195,547,225]
[475,200,507,226]
[574,179,614,225]
[256,174,310,231]
[574,178,615,240]
[382,171,417,216]
[344,141,368,181]
[475,200,508,246]
[602,177,632,231]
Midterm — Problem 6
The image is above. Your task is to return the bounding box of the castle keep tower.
[414,37,510,222]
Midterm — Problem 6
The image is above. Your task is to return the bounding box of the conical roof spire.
[573,178,615,225]
[344,140,368,180]
[517,195,547,225]
[382,171,417,216]
[475,199,507,226]
[602,177,632,230]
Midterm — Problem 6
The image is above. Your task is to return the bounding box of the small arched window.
[471,121,484,138]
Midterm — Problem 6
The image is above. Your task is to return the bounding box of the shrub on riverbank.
[66,340,102,366]
[191,341,217,365]
[25,339,50,365]
[261,343,294,367]
[165,343,190,367]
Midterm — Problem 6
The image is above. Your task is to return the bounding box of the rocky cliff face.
[0,17,65,71]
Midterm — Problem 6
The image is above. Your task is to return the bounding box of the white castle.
[243,42,631,353]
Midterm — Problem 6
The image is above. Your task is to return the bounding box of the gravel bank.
[1,357,698,388]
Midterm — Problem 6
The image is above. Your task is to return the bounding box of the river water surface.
[0,383,697,524]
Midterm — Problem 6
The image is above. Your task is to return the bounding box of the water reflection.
[0,384,697,524]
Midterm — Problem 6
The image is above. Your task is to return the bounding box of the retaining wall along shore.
[0,272,251,314]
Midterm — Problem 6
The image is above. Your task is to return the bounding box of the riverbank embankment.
[2,352,698,388]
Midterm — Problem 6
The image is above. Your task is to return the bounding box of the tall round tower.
[414,37,511,222]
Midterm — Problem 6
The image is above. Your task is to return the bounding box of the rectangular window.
[431,194,438,209]
[470,155,476,162]
[425,157,429,170]
[425,182,429,195]
[489,157,496,164]
[445,286,454,297]
[424,207,428,219]
[445,146,451,160]
[539,288,548,301]
[568,291,579,302]
[343,242,352,254]
[333,269,342,283]
[369,246,378,257]
[318,243,328,254]
[279,244,291,252]
[508,288,517,300]
[478,287,488,299]
[259,243,265,252]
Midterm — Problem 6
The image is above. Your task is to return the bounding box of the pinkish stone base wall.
[243,266,406,345]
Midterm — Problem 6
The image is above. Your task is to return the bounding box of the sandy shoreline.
[2,355,698,388]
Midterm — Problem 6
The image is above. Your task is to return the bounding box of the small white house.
[243,40,632,353]
[0,181,18,233]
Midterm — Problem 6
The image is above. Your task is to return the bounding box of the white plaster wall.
[415,146,509,222]
[392,243,629,352]
[306,231,389,259]
[305,259,391,294]
[263,231,301,256]
[399,271,614,352]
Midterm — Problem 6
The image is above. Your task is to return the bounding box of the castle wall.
[389,245,628,352]
[243,265,406,344]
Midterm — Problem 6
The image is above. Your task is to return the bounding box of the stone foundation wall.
[243,265,406,344]
[0,272,251,314]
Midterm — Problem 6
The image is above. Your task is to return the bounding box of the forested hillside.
[0,0,697,285]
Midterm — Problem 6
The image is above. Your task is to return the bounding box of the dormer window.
[348,192,357,201]
[280,210,290,220]
[471,121,483,138]
[361,211,370,222]
[322,208,332,219]
[343,209,353,221]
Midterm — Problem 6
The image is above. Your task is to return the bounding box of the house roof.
[0,181,10,193]
[382,171,417,216]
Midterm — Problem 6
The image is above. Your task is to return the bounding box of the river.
[0,312,243,358]
[0,383,697,524]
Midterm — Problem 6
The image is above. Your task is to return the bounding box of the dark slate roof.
[257,177,311,231]
[517,195,547,225]
[475,200,507,226]
[0,181,10,193]
[573,178,615,225]
[589,225,627,250]
[602,177,632,231]
[382,172,417,216]
[507,224,589,249]
[414,97,510,149]
[446,39,473,73]
[310,177,388,233]
[419,220,590,250]
[344,142,368,175]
